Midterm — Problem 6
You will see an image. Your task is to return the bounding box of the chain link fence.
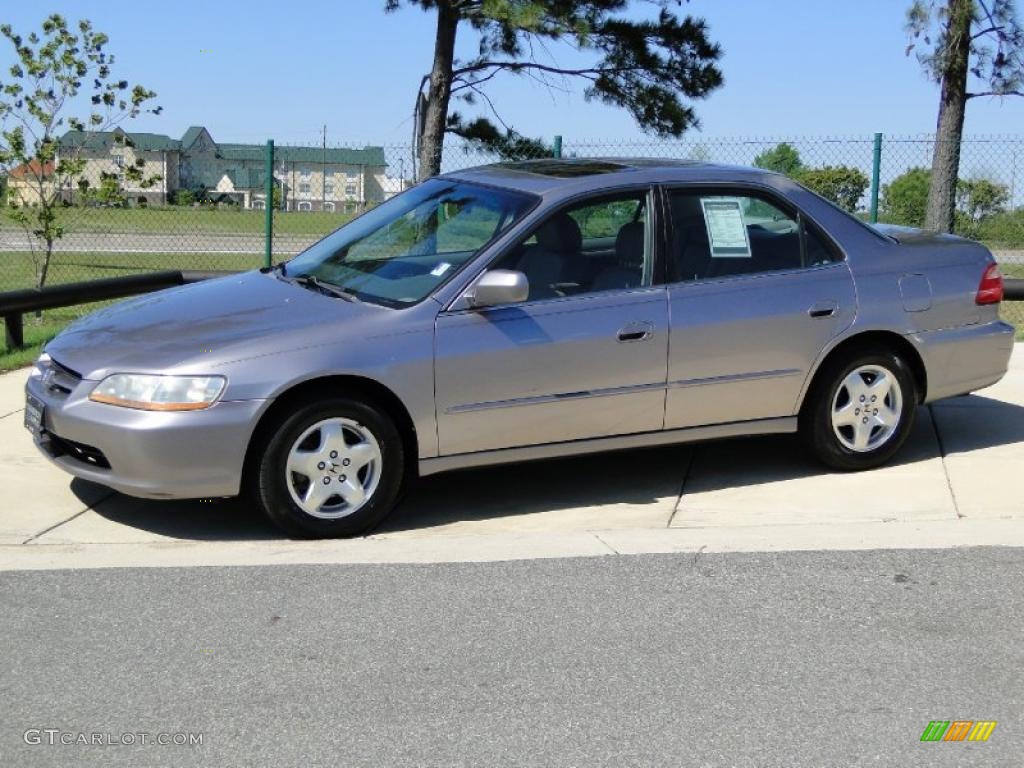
[1,133,1022,330]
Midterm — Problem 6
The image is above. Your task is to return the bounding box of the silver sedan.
[26,159,1015,537]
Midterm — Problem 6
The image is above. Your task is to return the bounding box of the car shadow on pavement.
[68,395,1024,540]
[69,480,284,541]
[660,397,1024,500]
[376,443,691,535]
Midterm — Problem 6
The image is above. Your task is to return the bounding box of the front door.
[663,187,856,429]
[435,188,670,456]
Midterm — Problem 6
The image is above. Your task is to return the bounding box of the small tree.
[955,176,1009,222]
[881,167,933,226]
[795,166,870,212]
[753,143,804,176]
[0,15,158,289]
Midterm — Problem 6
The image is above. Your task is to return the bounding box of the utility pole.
[322,124,327,212]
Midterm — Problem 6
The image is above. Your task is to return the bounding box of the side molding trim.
[419,416,797,476]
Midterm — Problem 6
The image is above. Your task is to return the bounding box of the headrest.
[615,221,645,266]
[535,214,582,254]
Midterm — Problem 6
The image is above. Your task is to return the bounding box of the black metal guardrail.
[1007,278,1024,300]
[1,271,234,349]
[1,273,1022,352]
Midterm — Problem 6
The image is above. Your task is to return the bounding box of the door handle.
[617,321,654,342]
[807,302,838,318]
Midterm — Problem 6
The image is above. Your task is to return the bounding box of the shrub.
[795,165,869,212]
[753,143,804,176]
[880,167,931,227]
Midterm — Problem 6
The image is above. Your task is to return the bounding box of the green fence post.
[264,139,274,268]
[869,132,883,223]
[553,135,562,159]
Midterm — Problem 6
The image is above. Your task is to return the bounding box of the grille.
[42,358,83,398]
[46,433,111,470]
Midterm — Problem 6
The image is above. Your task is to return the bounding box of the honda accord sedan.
[26,159,1015,537]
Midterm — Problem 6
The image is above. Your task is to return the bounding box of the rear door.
[663,186,856,429]
[434,187,670,456]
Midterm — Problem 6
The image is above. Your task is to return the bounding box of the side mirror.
[468,269,529,308]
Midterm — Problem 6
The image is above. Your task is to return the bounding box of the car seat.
[591,221,645,291]
[516,214,586,299]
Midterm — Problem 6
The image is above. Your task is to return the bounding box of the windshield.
[286,178,537,306]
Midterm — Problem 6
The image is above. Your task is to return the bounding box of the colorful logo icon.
[920,721,997,742]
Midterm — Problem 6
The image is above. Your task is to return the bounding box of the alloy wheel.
[285,417,382,518]
[830,364,904,453]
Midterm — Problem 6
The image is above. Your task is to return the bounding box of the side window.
[493,191,651,302]
[669,190,837,283]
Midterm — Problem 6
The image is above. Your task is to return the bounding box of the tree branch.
[967,89,1024,97]
[972,25,1005,39]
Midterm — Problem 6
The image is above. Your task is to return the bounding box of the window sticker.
[430,261,453,277]
[701,198,752,258]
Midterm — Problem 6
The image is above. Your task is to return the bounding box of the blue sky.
[4,0,1023,146]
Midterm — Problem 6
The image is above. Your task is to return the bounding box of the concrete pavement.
[1,346,1023,570]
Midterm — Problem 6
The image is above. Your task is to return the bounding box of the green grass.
[37,206,355,236]
[2,236,1023,372]
[1002,264,1024,278]
[1,302,113,372]
[0,251,264,372]
[0,250,262,293]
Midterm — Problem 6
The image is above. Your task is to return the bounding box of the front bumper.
[911,319,1015,402]
[26,371,266,499]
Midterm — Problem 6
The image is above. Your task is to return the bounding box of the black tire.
[253,397,405,538]
[800,348,918,471]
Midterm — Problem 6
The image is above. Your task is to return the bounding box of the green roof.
[57,127,386,168]
[218,143,386,167]
[224,168,266,189]
[180,126,206,148]
[59,129,180,151]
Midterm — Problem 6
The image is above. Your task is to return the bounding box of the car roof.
[443,157,783,196]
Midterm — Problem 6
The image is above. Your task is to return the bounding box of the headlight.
[89,374,227,411]
[28,352,52,379]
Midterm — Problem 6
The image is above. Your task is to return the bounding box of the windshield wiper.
[291,274,361,302]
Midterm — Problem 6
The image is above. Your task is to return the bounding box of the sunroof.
[497,160,630,178]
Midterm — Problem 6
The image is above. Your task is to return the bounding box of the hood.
[45,271,387,379]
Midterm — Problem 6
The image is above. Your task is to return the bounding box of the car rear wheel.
[254,397,404,538]
[800,349,917,471]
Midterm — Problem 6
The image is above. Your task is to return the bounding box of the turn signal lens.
[976,263,1004,305]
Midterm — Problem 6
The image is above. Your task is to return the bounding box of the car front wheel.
[800,349,917,471]
[254,397,405,538]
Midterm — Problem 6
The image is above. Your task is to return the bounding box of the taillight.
[976,263,1004,305]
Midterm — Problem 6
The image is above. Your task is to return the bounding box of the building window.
[325,169,335,179]
[323,202,335,212]
[299,183,311,195]
[112,153,125,167]
[298,201,312,212]
[324,183,334,196]
[346,169,358,180]
[345,184,357,197]
[252,199,265,210]
[300,168,311,180]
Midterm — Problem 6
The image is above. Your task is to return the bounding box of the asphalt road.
[3,548,1022,767]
